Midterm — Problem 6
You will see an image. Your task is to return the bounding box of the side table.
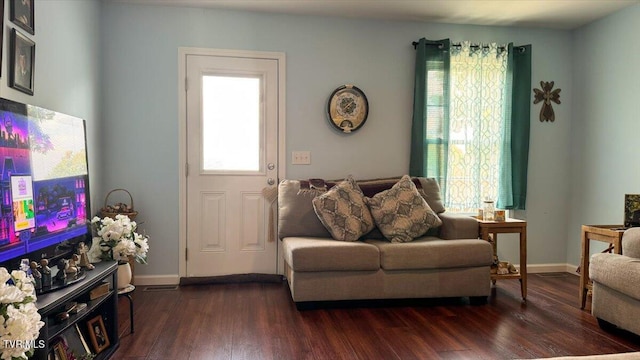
[118,284,135,334]
[579,225,624,309]
[476,217,528,301]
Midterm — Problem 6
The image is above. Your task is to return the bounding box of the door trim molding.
[178,47,286,278]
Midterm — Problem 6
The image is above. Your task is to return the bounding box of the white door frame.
[178,47,286,278]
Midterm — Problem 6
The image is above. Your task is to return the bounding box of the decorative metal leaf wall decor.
[533,81,561,122]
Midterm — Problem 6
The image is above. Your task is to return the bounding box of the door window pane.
[202,75,261,171]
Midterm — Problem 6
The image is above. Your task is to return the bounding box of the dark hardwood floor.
[114,273,640,359]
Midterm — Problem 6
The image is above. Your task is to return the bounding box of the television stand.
[34,261,119,359]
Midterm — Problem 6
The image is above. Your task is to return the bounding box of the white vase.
[117,262,132,289]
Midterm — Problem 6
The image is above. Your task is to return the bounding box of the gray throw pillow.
[312,176,375,241]
[366,175,442,243]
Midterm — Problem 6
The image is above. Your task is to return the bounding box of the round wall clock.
[327,84,369,133]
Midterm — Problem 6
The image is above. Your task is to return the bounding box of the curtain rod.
[412,41,526,53]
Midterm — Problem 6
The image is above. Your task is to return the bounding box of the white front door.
[183,50,283,277]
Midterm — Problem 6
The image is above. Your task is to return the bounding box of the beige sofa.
[589,227,640,336]
[278,177,493,308]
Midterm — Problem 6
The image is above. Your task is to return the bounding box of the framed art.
[327,84,369,133]
[51,341,68,360]
[10,0,34,35]
[86,315,110,354]
[9,28,35,95]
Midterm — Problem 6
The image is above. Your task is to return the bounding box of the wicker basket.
[100,188,138,220]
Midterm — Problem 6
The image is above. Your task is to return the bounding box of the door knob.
[267,178,275,185]
[267,163,275,170]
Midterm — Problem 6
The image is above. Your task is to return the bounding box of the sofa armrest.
[437,212,479,239]
[590,252,640,300]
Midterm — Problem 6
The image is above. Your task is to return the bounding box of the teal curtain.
[497,44,531,210]
[409,38,450,194]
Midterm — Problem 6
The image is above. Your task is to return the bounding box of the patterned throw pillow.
[366,175,442,243]
[312,176,375,241]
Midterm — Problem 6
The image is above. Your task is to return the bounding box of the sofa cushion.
[366,238,493,270]
[312,176,375,241]
[283,237,380,272]
[366,175,442,243]
[278,179,332,239]
[417,177,446,214]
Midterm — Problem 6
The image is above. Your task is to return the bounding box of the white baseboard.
[132,263,582,286]
[525,263,579,274]
[133,274,180,286]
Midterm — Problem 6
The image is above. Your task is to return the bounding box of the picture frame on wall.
[86,315,110,354]
[9,28,35,95]
[10,0,34,35]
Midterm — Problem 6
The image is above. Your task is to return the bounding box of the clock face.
[327,85,369,133]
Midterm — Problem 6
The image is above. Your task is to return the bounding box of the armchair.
[589,227,640,336]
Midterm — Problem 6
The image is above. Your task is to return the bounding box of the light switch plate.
[292,151,311,165]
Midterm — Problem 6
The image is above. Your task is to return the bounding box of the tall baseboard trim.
[526,263,579,274]
[132,264,582,286]
[133,275,180,286]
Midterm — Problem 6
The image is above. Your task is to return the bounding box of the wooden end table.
[476,217,528,301]
[579,225,624,309]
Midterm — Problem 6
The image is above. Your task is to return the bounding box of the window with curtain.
[410,38,531,213]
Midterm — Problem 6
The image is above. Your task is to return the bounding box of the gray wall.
[0,1,103,215]
[568,4,640,265]
[100,3,576,279]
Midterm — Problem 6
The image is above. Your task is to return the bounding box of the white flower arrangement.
[88,214,149,264]
[0,268,44,360]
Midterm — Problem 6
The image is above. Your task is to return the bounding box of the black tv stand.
[34,261,119,359]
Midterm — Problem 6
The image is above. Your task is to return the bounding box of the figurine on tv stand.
[78,242,94,270]
[56,259,69,282]
[66,254,79,278]
[30,261,42,290]
[40,258,52,288]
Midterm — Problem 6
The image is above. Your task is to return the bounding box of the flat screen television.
[0,97,91,272]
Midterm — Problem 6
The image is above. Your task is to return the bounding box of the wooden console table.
[476,217,528,301]
[579,224,625,309]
